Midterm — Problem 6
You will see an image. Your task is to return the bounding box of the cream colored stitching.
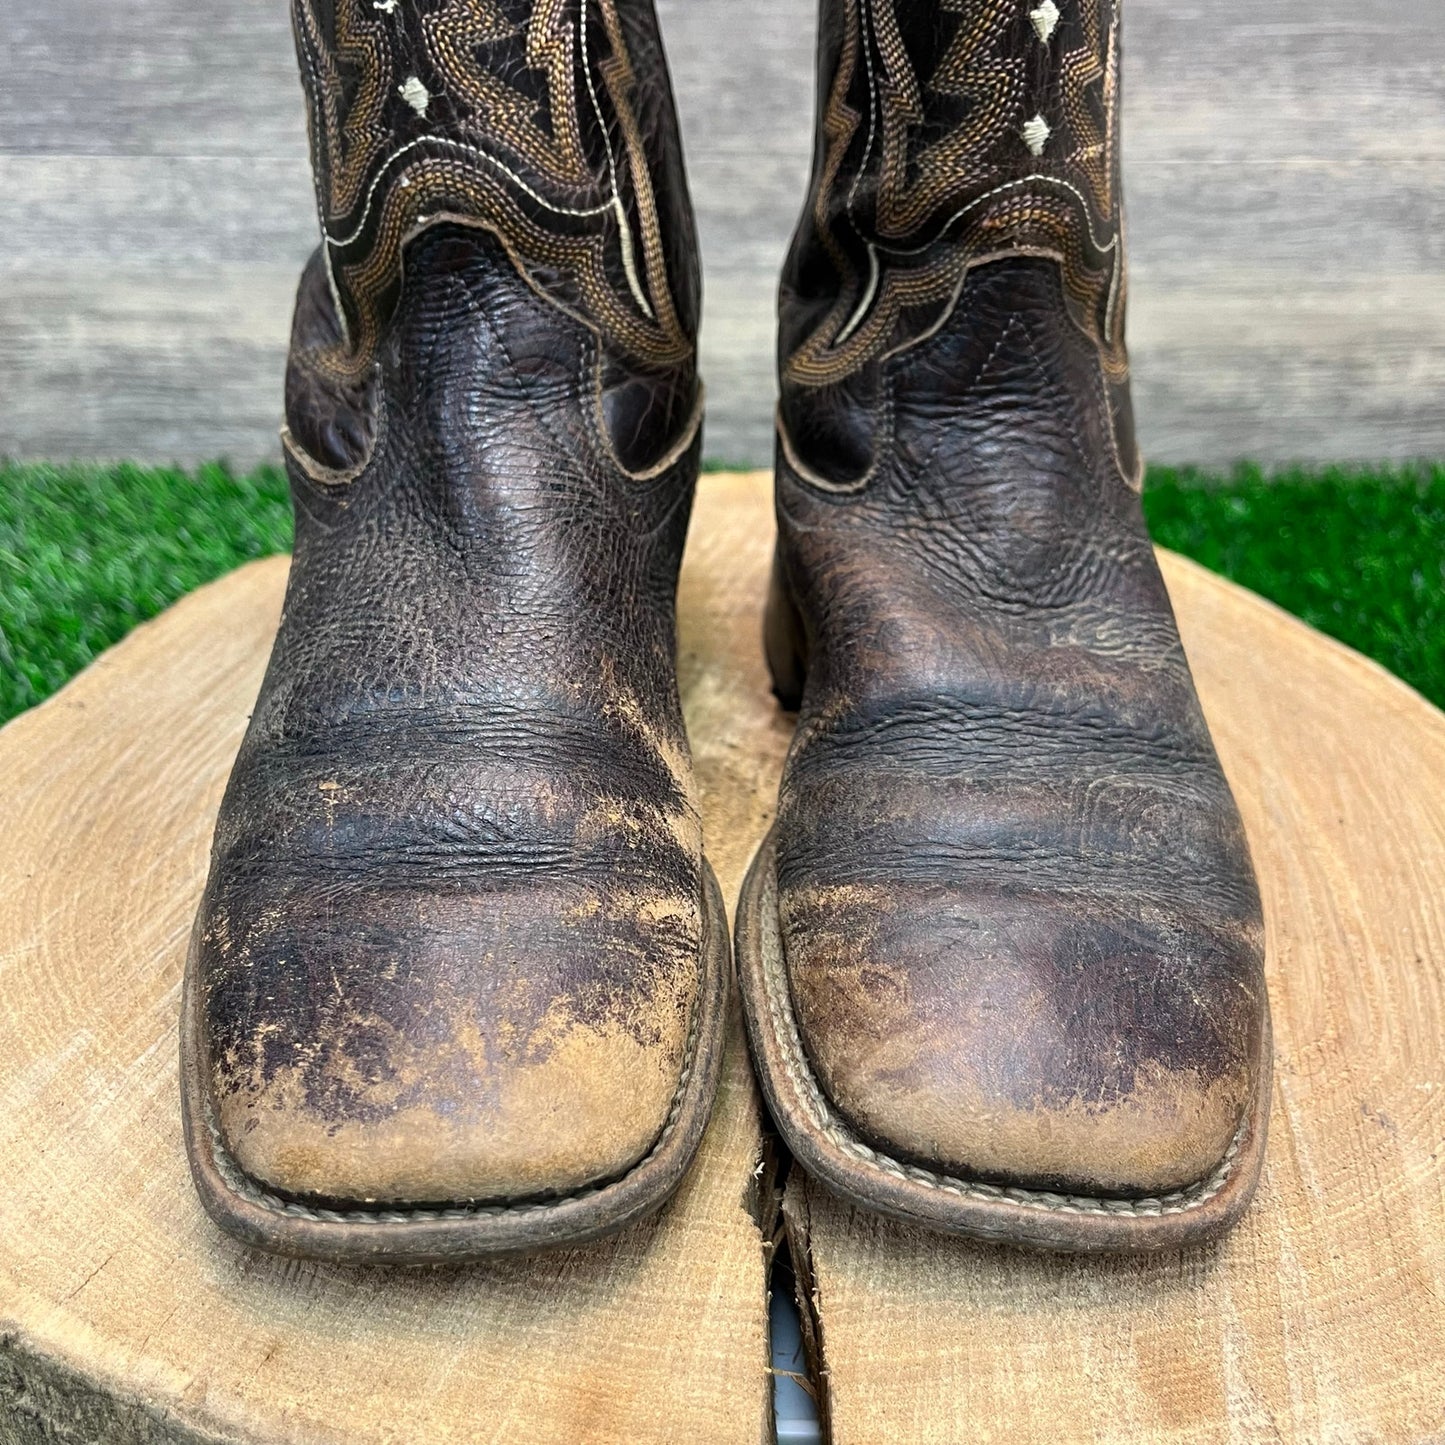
[834,0,883,348]
[1029,0,1061,44]
[398,75,431,116]
[755,845,1243,1218]
[834,173,1121,362]
[326,133,613,252]
[793,0,1127,387]
[1021,113,1052,156]
[576,0,655,320]
[885,172,1113,260]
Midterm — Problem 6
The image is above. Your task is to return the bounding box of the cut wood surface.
[783,490,1445,1443]
[2,0,1443,466]
[3,471,1443,1442]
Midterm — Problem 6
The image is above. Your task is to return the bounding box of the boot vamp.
[774,540,1268,1200]
[192,230,705,1210]
[773,257,1266,1199]
[197,694,703,1208]
[772,479,1265,1198]
[776,673,1265,1198]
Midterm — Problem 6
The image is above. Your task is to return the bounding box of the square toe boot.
[180,0,729,1263]
[736,0,1271,1251]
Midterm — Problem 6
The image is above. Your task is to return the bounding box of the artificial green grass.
[0,462,292,724]
[1142,463,1444,711]
[1,459,1441,727]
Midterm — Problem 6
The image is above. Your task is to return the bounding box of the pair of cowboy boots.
[181,0,1270,1262]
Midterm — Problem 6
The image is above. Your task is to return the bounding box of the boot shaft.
[780,0,1138,487]
[285,0,701,476]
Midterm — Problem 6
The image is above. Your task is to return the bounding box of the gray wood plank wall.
[2,0,1442,468]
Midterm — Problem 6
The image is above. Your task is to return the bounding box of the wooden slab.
[782,515,1445,1442]
[4,470,1443,1440]
[0,476,794,1445]
[2,0,1443,467]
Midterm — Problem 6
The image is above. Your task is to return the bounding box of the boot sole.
[736,828,1271,1252]
[181,862,732,1264]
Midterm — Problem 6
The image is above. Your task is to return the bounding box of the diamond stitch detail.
[1021,113,1051,155]
[1029,0,1061,43]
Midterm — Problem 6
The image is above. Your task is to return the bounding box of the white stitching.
[1030,0,1061,43]
[834,0,885,346]
[882,173,1118,263]
[292,2,354,344]
[325,133,613,252]
[1021,114,1052,156]
[834,173,1122,358]
[755,846,1243,1218]
[577,0,655,320]
[281,380,390,500]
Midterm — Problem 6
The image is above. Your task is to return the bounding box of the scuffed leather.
[191,0,709,1210]
[766,0,1267,1200]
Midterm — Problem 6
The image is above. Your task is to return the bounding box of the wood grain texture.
[1,0,1441,466]
[786,545,1445,1444]
[6,470,1441,1438]
[0,476,797,1445]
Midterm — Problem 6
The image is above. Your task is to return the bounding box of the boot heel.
[764,551,807,711]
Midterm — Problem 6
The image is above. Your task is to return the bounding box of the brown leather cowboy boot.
[181,0,728,1262]
[737,0,1270,1250]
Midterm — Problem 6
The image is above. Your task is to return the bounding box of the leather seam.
[773,378,894,498]
[283,203,695,490]
[580,332,705,485]
[1088,335,1143,492]
[756,843,1245,1219]
[282,378,390,500]
[1016,321,1101,495]
[199,877,713,1227]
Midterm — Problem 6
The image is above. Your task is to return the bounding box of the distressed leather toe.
[209,880,701,1205]
[780,882,1259,1199]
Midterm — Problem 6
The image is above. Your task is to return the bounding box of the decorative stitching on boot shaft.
[785,0,1128,390]
[292,0,689,386]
